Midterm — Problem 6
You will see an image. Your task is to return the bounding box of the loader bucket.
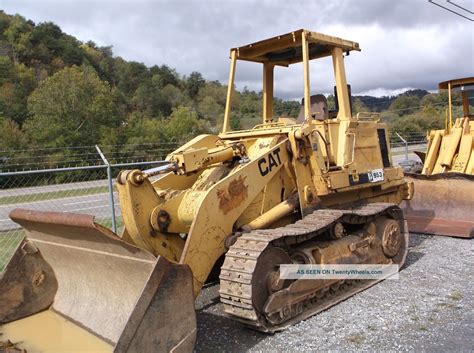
[1,209,196,353]
[401,173,474,238]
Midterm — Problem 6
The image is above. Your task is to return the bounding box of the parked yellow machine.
[402,77,474,238]
[1,30,413,352]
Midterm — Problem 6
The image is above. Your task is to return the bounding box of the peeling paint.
[217,175,248,214]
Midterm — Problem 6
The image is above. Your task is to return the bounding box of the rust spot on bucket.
[217,176,248,214]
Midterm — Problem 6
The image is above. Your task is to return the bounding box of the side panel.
[180,140,290,295]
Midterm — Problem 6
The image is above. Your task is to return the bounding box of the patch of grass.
[0,186,109,205]
[409,303,420,321]
[418,325,428,331]
[0,231,24,273]
[448,291,463,301]
[346,333,365,345]
[95,216,124,233]
[367,325,376,331]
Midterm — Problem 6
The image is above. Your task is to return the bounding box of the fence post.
[395,132,409,161]
[95,145,116,233]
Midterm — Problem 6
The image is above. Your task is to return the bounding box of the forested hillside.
[0,11,464,156]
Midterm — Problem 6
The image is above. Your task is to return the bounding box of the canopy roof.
[232,29,360,66]
[439,77,474,90]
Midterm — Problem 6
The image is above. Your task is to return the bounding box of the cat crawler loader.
[1,29,413,352]
[402,77,474,238]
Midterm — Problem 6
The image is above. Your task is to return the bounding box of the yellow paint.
[301,30,311,120]
[422,118,474,176]
[262,62,274,123]
[1,310,112,353]
[222,49,237,133]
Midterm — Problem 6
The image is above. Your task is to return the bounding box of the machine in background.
[402,77,474,238]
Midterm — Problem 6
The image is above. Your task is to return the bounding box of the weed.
[346,333,365,345]
[448,291,463,301]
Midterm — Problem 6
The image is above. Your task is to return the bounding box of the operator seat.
[297,94,328,123]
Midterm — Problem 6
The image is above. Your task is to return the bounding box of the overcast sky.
[2,0,473,99]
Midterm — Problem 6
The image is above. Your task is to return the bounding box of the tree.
[351,97,369,115]
[124,106,209,148]
[4,14,32,54]
[197,95,222,127]
[150,65,179,88]
[198,81,227,106]
[388,95,420,116]
[25,66,116,147]
[132,80,172,117]
[0,82,25,124]
[0,58,36,125]
[115,59,150,96]
[0,117,27,150]
[164,106,209,142]
[123,111,166,145]
[186,71,205,99]
[274,98,300,118]
[0,11,12,38]
[162,83,192,109]
[0,56,14,83]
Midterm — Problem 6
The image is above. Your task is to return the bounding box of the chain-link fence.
[0,143,181,250]
[390,131,427,162]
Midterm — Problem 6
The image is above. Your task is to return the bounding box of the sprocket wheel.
[251,247,292,315]
[376,216,407,266]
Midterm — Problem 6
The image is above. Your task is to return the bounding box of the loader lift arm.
[117,138,291,295]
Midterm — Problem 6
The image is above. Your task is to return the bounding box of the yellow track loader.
[1,30,413,352]
[402,77,474,238]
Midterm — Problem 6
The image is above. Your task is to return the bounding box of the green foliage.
[25,66,116,147]
[274,98,300,118]
[132,80,172,117]
[389,95,421,116]
[0,58,36,125]
[186,71,205,99]
[150,65,179,88]
[165,106,209,141]
[0,117,27,150]
[230,114,241,130]
[0,56,14,83]
[124,111,167,145]
[124,106,209,147]
[197,95,222,128]
[352,98,369,115]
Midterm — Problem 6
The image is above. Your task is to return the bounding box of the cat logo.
[258,147,282,176]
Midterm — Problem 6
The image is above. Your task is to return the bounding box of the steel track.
[219,203,408,332]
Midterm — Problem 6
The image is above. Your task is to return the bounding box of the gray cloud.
[2,0,473,98]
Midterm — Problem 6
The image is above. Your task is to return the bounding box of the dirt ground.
[194,234,473,352]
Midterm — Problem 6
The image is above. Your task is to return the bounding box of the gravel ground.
[195,234,473,352]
